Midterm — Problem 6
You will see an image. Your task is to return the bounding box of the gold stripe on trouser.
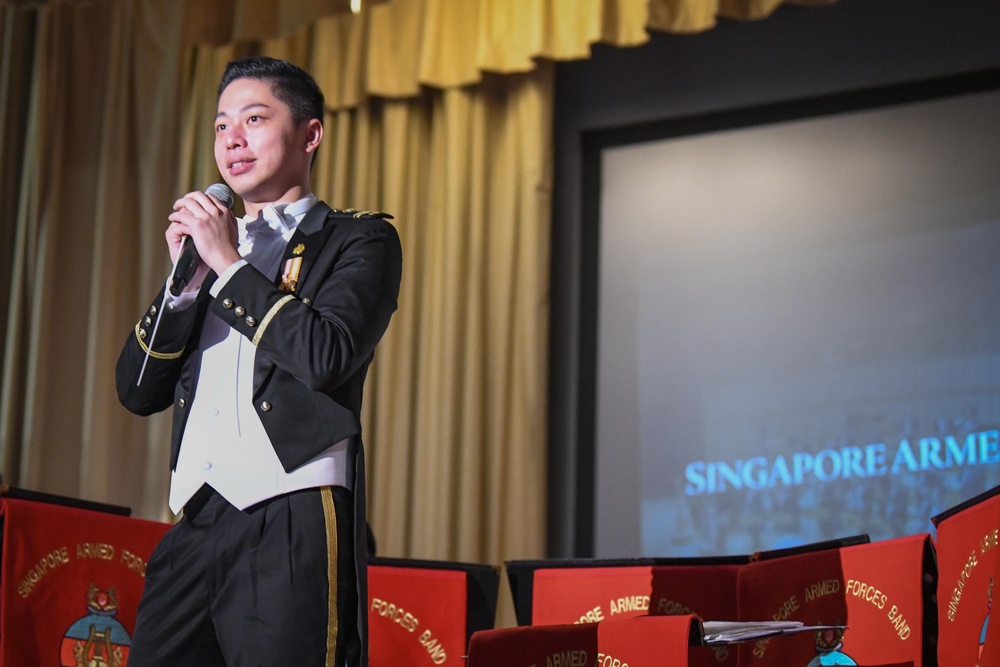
[320,487,339,667]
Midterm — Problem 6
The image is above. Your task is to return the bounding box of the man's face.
[214,77,316,206]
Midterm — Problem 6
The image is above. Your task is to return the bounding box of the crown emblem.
[87,584,119,615]
[815,625,845,652]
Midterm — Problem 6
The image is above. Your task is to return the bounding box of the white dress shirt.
[166,194,349,514]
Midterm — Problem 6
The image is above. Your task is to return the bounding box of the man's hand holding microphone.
[167,183,239,295]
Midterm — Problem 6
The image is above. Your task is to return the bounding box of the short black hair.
[217,56,325,126]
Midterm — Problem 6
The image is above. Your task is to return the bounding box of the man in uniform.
[117,55,401,666]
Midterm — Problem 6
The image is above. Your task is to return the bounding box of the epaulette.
[330,208,394,220]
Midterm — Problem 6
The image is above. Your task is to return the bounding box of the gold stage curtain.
[271,0,835,106]
[0,0,832,575]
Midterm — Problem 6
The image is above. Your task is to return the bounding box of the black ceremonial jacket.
[116,202,402,474]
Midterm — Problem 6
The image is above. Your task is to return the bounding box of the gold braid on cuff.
[252,295,295,347]
[134,322,184,359]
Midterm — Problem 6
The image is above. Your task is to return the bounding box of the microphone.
[169,183,235,296]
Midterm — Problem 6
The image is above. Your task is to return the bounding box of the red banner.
[597,615,696,666]
[467,615,698,667]
[651,564,741,667]
[0,498,170,666]
[468,623,599,667]
[368,564,468,666]
[531,566,654,626]
[737,534,931,667]
[935,489,1000,667]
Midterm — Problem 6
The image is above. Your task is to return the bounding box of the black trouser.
[128,485,358,666]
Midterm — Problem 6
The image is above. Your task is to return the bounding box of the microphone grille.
[205,182,235,210]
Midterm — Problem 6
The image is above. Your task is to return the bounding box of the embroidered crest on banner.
[804,627,856,666]
[60,584,131,667]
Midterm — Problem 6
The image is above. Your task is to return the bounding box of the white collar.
[238,194,318,245]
